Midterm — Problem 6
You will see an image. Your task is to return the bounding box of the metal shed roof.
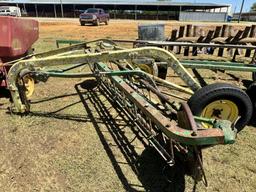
[0,0,230,8]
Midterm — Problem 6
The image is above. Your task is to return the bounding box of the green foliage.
[251,2,256,12]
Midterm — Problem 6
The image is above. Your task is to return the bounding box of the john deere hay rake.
[4,39,249,188]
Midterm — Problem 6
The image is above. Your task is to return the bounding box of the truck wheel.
[94,19,100,26]
[188,83,253,132]
[80,21,85,26]
[105,19,109,25]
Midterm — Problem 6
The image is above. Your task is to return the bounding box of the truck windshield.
[85,8,98,13]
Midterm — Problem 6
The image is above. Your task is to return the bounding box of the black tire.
[105,19,109,25]
[80,21,85,26]
[188,83,253,132]
[246,82,256,112]
[252,72,256,81]
[94,19,100,26]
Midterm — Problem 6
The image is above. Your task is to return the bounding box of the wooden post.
[218,25,228,57]
[192,25,198,56]
[221,25,228,37]
[177,26,185,54]
[178,26,185,38]
[250,25,256,37]
[186,25,193,37]
[213,26,222,38]
[168,30,177,51]
[184,25,193,56]
[241,26,251,39]
[245,25,256,57]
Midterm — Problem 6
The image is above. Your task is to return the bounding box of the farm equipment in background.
[6,39,244,188]
[112,23,256,130]
[0,16,39,98]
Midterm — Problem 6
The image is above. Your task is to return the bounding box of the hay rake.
[5,39,239,188]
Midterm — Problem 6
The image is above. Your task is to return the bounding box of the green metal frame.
[4,39,239,185]
[5,39,237,145]
[7,43,200,113]
[56,39,83,48]
[96,62,236,145]
[181,60,256,72]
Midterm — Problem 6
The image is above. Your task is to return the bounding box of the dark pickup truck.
[79,8,110,26]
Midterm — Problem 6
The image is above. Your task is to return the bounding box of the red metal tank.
[0,16,39,62]
[0,17,39,95]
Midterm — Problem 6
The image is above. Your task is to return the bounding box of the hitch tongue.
[214,120,237,144]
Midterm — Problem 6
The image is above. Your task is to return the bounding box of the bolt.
[191,131,197,136]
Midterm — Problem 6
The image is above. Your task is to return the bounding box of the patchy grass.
[0,19,256,192]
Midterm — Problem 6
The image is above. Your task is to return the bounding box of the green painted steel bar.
[56,39,83,48]
[48,63,88,73]
[181,60,248,67]
[114,39,256,50]
[5,39,117,65]
[194,116,236,144]
[182,63,256,72]
[42,70,149,78]
[194,116,216,124]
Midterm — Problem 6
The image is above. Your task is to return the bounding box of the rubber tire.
[94,19,100,26]
[252,72,256,81]
[105,19,109,25]
[246,82,256,123]
[188,83,253,132]
[80,21,85,26]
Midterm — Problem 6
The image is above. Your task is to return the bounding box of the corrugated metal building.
[0,0,231,21]
[233,12,256,22]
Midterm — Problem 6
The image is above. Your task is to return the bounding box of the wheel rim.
[137,64,155,75]
[201,100,239,128]
[23,75,35,98]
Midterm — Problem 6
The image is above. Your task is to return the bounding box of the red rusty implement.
[0,16,38,94]
[0,16,39,61]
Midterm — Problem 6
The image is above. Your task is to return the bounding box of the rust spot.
[12,38,22,51]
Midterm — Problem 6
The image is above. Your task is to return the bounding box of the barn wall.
[179,11,227,22]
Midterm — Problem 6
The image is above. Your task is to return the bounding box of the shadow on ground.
[29,79,186,192]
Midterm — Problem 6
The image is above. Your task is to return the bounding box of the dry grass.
[0,19,256,192]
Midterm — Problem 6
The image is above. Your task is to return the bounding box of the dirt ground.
[0,19,256,192]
